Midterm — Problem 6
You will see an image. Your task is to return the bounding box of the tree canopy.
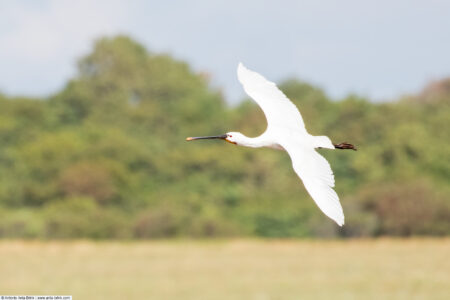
[0,36,449,239]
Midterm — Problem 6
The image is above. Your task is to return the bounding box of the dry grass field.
[0,239,449,299]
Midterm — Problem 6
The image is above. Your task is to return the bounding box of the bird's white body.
[227,63,345,226]
[227,131,334,151]
[187,63,353,226]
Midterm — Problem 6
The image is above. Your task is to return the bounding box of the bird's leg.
[334,142,357,151]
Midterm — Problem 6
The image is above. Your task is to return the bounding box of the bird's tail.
[313,136,357,151]
[312,136,335,149]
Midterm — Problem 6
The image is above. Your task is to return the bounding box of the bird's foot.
[334,142,357,151]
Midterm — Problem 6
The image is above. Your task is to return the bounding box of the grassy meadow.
[1,239,449,299]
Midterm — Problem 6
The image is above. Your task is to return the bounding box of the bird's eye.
[229,135,232,138]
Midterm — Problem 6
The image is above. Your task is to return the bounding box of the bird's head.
[186,132,243,145]
[224,132,245,145]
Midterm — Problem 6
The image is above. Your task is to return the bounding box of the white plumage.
[237,63,343,226]
[187,63,357,226]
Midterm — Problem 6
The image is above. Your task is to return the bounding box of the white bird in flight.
[187,63,356,226]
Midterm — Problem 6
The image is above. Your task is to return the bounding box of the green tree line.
[0,36,449,238]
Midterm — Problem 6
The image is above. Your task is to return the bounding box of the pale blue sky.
[1,0,449,103]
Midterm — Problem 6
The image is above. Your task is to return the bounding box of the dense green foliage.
[0,36,449,238]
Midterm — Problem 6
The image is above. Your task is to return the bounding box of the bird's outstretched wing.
[238,63,343,225]
[237,63,307,133]
[280,140,344,226]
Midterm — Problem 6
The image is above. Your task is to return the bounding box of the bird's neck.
[237,134,271,148]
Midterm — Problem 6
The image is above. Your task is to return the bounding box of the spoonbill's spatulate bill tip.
[187,63,356,226]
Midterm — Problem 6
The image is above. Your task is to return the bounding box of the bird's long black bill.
[186,134,227,141]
